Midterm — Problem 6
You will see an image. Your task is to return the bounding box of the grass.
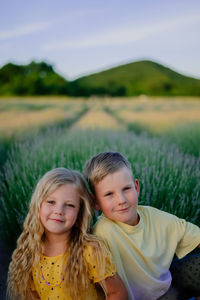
[0,99,89,168]
[0,128,199,251]
[107,99,200,128]
[127,122,200,157]
[0,99,88,138]
[0,97,199,251]
[104,99,200,156]
[161,122,200,156]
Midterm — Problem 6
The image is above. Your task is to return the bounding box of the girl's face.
[40,183,80,238]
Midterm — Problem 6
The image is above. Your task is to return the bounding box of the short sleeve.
[175,218,200,258]
[84,244,116,283]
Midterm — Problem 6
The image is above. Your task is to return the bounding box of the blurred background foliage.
[0,61,69,96]
[1,60,200,97]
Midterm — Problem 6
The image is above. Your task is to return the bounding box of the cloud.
[42,13,200,51]
[0,7,102,42]
[0,22,50,40]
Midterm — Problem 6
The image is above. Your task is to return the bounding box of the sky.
[1,0,200,80]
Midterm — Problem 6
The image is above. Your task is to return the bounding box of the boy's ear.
[134,179,140,197]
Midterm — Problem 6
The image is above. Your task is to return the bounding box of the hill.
[0,61,68,95]
[0,60,200,96]
[69,60,200,96]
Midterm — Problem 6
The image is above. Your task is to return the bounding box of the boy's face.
[94,167,140,226]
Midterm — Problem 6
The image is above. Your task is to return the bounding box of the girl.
[7,168,128,300]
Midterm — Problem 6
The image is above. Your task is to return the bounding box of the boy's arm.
[175,219,200,258]
[101,273,128,300]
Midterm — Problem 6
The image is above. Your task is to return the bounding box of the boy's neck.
[132,212,140,226]
[43,233,68,257]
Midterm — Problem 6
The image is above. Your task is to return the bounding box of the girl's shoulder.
[83,239,109,257]
[83,240,113,267]
[83,241,116,284]
[83,242,99,260]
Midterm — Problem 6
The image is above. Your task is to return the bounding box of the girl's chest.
[32,255,101,300]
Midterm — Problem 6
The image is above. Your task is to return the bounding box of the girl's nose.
[54,205,63,215]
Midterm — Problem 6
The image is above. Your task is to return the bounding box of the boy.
[83,151,200,300]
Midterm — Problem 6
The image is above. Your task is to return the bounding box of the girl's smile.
[49,218,64,222]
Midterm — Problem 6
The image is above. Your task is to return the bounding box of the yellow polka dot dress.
[31,246,116,300]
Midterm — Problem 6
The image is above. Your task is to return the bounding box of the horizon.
[2,58,200,82]
[1,0,200,80]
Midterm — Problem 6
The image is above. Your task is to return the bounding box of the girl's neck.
[43,233,69,257]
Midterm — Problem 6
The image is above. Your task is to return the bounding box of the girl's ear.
[91,194,101,210]
[94,201,101,210]
[134,179,140,197]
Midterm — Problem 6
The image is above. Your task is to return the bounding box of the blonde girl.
[7,168,127,300]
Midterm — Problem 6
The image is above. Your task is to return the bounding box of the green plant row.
[0,103,89,169]
[104,105,200,157]
[0,129,199,251]
[127,122,200,157]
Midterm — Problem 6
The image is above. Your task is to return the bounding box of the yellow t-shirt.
[94,205,200,300]
[31,244,116,300]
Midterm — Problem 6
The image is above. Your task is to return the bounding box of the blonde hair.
[83,151,132,194]
[7,168,109,299]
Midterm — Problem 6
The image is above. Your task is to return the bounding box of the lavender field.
[0,97,200,250]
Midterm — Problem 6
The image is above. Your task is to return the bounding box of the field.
[0,96,200,251]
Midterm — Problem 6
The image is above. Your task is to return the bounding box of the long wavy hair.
[7,168,108,299]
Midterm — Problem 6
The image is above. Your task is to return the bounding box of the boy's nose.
[116,193,127,205]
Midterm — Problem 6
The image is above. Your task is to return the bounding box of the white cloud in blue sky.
[0,0,200,80]
[42,13,200,51]
[0,22,51,40]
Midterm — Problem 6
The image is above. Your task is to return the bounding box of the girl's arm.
[103,273,128,300]
[31,291,40,299]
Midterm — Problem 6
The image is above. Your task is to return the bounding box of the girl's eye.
[66,203,75,208]
[47,200,55,204]
[104,192,112,197]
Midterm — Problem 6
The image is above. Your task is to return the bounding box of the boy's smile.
[94,167,140,226]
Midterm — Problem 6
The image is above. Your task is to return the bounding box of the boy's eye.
[123,186,131,191]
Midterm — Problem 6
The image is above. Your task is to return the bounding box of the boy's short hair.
[83,151,132,193]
